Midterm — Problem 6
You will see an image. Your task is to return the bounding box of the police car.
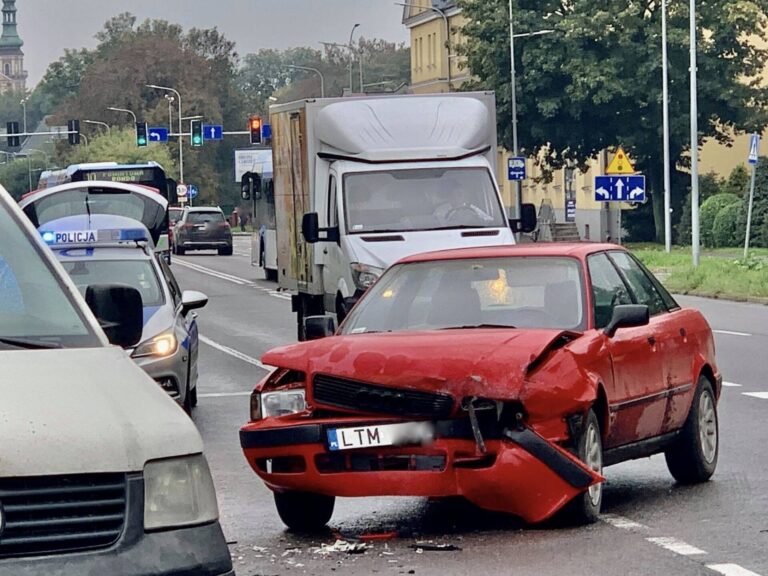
[40,213,207,412]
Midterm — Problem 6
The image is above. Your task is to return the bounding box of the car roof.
[397,243,626,265]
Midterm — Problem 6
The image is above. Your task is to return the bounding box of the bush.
[712,201,744,247]
[675,172,722,245]
[700,193,740,247]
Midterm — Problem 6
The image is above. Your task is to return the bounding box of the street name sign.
[606,147,636,175]
[203,125,223,141]
[507,156,526,181]
[594,175,646,202]
[148,127,169,143]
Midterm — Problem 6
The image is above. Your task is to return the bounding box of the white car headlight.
[132,332,178,358]
[144,454,219,531]
[351,263,384,290]
[251,389,306,420]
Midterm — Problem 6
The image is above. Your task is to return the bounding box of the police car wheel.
[190,383,198,408]
[274,491,335,531]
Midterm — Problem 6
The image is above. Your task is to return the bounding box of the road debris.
[409,541,462,552]
[312,539,371,556]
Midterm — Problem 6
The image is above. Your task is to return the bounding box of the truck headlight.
[132,332,178,358]
[351,263,384,290]
[251,389,306,420]
[144,454,219,531]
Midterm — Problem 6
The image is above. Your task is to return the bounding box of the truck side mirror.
[85,284,144,348]
[604,305,649,338]
[302,212,320,244]
[305,315,336,340]
[510,203,537,234]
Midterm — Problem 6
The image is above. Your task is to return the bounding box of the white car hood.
[0,347,203,477]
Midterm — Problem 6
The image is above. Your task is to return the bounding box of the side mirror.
[302,212,320,244]
[604,304,649,338]
[510,203,538,234]
[181,290,208,314]
[305,315,336,340]
[85,284,143,348]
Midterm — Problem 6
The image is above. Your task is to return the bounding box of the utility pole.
[689,0,700,266]
[662,0,672,252]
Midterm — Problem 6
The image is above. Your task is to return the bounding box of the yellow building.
[402,1,623,241]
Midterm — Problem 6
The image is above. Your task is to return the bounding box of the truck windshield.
[343,167,507,234]
[0,201,101,349]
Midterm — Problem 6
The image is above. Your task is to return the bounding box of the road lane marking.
[742,392,768,400]
[646,537,706,556]
[602,514,647,530]
[722,382,743,387]
[198,391,253,398]
[199,335,271,372]
[708,564,764,576]
[174,259,250,285]
[713,330,752,337]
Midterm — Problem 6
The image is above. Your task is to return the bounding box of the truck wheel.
[664,377,718,484]
[562,409,603,524]
[274,491,335,531]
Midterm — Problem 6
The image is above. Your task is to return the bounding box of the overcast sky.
[19,1,410,87]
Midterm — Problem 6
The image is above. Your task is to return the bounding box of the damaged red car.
[240,244,721,530]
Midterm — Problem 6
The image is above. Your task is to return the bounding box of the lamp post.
[147,84,184,183]
[662,0,672,253]
[286,64,326,98]
[395,1,452,90]
[84,120,111,136]
[349,23,360,93]
[20,97,27,133]
[689,0,700,266]
[106,106,137,124]
[22,148,48,192]
[165,95,175,132]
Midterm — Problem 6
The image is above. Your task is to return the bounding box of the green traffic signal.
[138,137,147,146]
[190,120,203,147]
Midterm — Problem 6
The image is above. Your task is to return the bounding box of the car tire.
[218,246,233,256]
[562,409,603,524]
[274,491,335,531]
[182,360,193,415]
[190,383,198,408]
[664,377,718,484]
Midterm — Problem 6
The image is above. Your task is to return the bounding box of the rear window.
[188,211,224,224]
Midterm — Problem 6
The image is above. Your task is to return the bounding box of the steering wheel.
[445,204,478,222]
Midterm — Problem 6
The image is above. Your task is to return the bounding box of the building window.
[4,64,9,77]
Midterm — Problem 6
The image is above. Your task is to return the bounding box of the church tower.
[0,0,26,93]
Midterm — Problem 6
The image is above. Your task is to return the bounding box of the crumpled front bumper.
[240,417,603,524]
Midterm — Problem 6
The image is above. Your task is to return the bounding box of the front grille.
[0,473,127,558]
[316,453,447,473]
[313,374,454,418]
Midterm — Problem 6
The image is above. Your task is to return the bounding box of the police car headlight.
[351,263,384,290]
[132,332,178,358]
[251,389,306,420]
[144,454,219,531]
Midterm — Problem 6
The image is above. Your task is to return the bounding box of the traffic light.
[249,116,262,145]
[6,121,20,147]
[191,120,203,147]
[135,122,148,147]
[67,119,80,145]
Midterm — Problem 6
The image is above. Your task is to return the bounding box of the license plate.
[326,422,434,451]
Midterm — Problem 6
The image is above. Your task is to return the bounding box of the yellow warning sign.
[606,147,636,175]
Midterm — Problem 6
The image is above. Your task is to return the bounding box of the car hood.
[0,347,202,477]
[263,329,576,400]
[141,305,175,342]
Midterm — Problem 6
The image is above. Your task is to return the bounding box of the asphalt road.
[172,237,768,576]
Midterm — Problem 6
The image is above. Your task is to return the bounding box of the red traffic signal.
[249,116,262,145]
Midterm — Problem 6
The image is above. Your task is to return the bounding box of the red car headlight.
[250,388,306,421]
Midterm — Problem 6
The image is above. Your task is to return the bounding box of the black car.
[173,207,233,256]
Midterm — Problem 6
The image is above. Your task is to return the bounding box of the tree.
[458,0,768,241]
[59,128,177,171]
[0,156,47,201]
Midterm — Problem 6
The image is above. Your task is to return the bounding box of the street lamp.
[349,23,360,93]
[286,64,325,98]
[395,1,452,90]
[662,0,672,253]
[84,120,111,136]
[689,0,700,266]
[106,106,137,124]
[20,97,28,133]
[147,84,184,183]
[165,94,175,132]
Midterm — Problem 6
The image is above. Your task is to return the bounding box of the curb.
[672,290,768,306]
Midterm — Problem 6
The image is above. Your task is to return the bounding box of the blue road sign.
[187,184,198,200]
[507,156,526,181]
[148,127,168,143]
[261,123,272,140]
[748,134,760,165]
[594,175,646,202]
[203,124,223,141]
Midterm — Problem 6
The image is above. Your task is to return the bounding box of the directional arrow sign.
[203,124,223,141]
[594,175,646,202]
[187,184,198,200]
[148,127,169,143]
[507,156,526,181]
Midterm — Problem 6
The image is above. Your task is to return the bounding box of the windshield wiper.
[438,324,516,330]
[0,336,63,350]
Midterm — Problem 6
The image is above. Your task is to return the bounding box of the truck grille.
[313,374,454,418]
[0,473,127,558]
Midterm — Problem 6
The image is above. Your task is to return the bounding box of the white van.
[0,184,233,574]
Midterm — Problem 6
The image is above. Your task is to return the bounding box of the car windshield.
[188,211,224,224]
[0,202,101,349]
[58,258,165,307]
[341,257,586,334]
[343,167,506,234]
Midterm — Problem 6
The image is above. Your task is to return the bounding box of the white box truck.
[267,92,535,339]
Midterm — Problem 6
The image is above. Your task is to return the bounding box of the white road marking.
[198,391,253,398]
[199,335,271,372]
[713,330,752,337]
[174,259,250,285]
[742,392,768,400]
[722,382,743,387]
[646,537,706,556]
[707,564,764,576]
[602,514,647,530]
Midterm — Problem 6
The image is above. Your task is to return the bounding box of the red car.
[240,244,720,530]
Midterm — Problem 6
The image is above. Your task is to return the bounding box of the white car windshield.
[343,167,507,234]
[341,257,586,334]
[0,202,101,349]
